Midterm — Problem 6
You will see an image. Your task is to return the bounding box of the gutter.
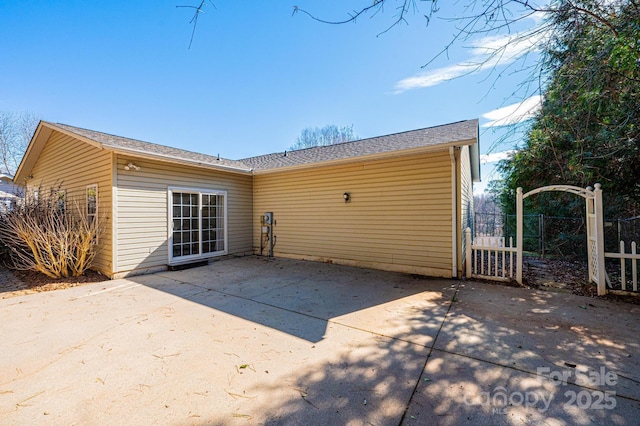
[45,122,253,175]
[109,146,253,175]
[252,140,477,175]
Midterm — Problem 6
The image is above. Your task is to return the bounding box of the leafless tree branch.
[0,111,39,175]
[293,1,433,37]
[177,0,216,49]
[293,0,623,70]
[0,185,102,278]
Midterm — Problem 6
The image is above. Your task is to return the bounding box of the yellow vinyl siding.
[115,156,252,275]
[26,131,113,275]
[458,145,474,276]
[253,151,453,277]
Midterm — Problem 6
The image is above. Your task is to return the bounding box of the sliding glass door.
[169,188,227,263]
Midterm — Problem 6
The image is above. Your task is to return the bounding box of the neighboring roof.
[0,173,13,181]
[241,119,479,173]
[50,123,252,173]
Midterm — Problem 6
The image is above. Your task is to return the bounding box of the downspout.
[111,152,119,278]
[450,147,458,278]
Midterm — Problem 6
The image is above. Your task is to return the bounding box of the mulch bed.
[523,257,640,304]
[467,256,640,304]
[523,258,593,294]
[13,269,107,291]
[0,251,108,298]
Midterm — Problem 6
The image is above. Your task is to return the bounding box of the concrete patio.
[1,256,639,425]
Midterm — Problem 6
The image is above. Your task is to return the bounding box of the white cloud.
[474,150,520,194]
[480,150,516,164]
[481,95,542,127]
[393,64,470,92]
[393,29,547,94]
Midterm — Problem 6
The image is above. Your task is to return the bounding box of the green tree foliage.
[497,1,640,219]
[289,124,358,150]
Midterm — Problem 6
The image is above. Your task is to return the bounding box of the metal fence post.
[539,213,544,257]
[465,227,472,278]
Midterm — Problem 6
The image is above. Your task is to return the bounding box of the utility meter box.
[263,212,273,225]
[260,212,275,257]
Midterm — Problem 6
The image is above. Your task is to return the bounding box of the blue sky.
[0,1,543,192]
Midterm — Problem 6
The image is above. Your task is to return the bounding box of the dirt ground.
[522,256,640,304]
[523,257,592,293]
[0,253,107,299]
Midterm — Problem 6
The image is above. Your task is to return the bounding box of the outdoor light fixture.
[124,162,140,171]
[343,192,350,203]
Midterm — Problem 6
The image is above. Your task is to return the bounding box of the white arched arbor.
[516,183,606,295]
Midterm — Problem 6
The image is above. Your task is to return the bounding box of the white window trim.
[167,187,228,265]
[86,184,98,217]
[86,184,98,244]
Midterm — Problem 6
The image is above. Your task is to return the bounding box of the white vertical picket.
[509,237,514,278]
[464,227,517,282]
[501,237,506,278]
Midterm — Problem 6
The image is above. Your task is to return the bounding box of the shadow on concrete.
[126,257,640,424]
[244,285,640,424]
[403,282,640,424]
[178,279,640,425]
[127,256,455,344]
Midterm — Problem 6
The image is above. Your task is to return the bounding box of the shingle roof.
[240,119,478,171]
[50,122,252,172]
[48,119,478,174]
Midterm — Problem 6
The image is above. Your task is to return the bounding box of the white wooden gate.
[465,183,606,296]
[465,230,518,281]
[516,184,606,295]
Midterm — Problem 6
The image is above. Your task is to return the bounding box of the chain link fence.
[476,212,640,261]
[475,212,586,259]
[604,216,640,252]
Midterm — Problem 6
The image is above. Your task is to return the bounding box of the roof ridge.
[241,119,479,172]
[54,122,153,144]
[43,119,477,174]
[241,119,477,161]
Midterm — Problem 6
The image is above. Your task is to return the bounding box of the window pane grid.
[171,191,225,260]
[202,194,224,254]
[86,184,98,243]
[172,191,200,258]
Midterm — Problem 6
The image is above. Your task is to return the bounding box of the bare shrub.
[0,185,100,278]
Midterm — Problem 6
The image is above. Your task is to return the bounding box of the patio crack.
[157,275,640,405]
[398,279,461,425]
[394,282,640,422]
